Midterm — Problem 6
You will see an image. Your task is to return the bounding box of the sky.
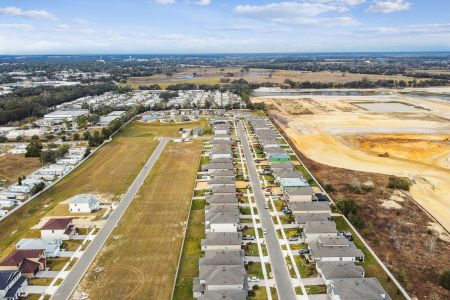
[0,0,449,54]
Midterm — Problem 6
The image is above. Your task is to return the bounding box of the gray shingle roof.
[317,262,365,279]
[199,265,247,285]
[304,221,339,234]
[269,162,294,170]
[211,185,236,194]
[330,278,391,300]
[209,177,236,186]
[294,213,331,224]
[201,232,242,247]
[205,204,240,215]
[205,212,240,224]
[203,163,234,171]
[200,250,245,266]
[198,289,247,300]
[212,170,235,177]
[309,236,365,259]
[290,202,330,212]
[206,195,238,204]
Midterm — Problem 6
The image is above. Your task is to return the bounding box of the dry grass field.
[126,118,209,138]
[76,141,202,300]
[0,122,159,259]
[0,154,41,185]
[126,67,420,89]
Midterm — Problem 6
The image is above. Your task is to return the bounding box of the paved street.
[237,121,297,300]
[51,138,168,300]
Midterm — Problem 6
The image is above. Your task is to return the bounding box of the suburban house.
[202,163,234,172]
[206,195,239,205]
[69,194,99,213]
[0,249,46,279]
[199,250,245,266]
[213,134,231,141]
[208,177,235,187]
[294,213,331,227]
[205,212,240,233]
[327,278,391,300]
[211,170,235,178]
[290,202,331,215]
[16,239,62,258]
[308,236,365,262]
[193,265,248,298]
[7,185,31,194]
[201,232,243,251]
[210,185,236,196]
[197,290,247,300]
[303,221,340,243]
[267,153,291,163]
[40,218,75,240]
[205,204,239,215]
[284,187,317,202]
[269,162,294,171]
[316,262,365,285]
[209,157,233,164]
[0,199,18,208]
[279,178,309,190]
[0,270,27,300]
[210,150,233,160]
[213,124,230,135]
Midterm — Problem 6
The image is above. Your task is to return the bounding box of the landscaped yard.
[75,141,203,300]
[245,243,268,256]
[28,278,53,286]
[47,257,70,271]
[61,240,83,252]
[247,262,264,278]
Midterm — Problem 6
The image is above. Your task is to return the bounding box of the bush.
[323,183,334,193]
[336,199,358,216]
[31,182,46,195]
[388,176,411,191]
[350,178,362,194]
[440,270,450,290]
[362,181,374,192]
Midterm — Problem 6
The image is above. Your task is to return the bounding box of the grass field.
[0,154,41,186]
[126,76,221,89]
[0,121,160,258]
[122,118,210,138]
[76,141,203,300]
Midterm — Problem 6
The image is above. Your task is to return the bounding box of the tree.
[73,133,80,141]
[31,182,46,195]
[83,131,91,140]
[439,270,450,290]
[387,176,411,191]
[25,140,42,157]
[77,116,88,128]
[18,177,22,186]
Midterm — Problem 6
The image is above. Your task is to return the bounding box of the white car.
[248,276,260,282]
[264,204,269,209]
[262,228,268,234]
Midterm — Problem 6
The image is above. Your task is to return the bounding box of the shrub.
[336,199,358,216]
[323,183,334,193]
[439,270,450,290]
[350,178,362,194]
[362,181,374,192]
[388,176,411,191]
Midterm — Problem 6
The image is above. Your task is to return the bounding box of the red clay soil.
[275,119,450,300]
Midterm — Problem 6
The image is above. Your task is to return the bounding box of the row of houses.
[0,147,87,213]
[246,115,391,300]
[0,218,79,299]
[193,120,248,300]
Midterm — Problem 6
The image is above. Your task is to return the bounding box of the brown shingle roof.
[41,218,73,230]
[0,249,44,267]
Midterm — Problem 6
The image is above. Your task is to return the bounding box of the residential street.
[51,138,168,300]
[237,121,297,300]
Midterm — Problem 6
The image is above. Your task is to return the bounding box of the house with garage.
[0,249,46,279]
[290,202,331,215]
[69,194,99,213]
[7,185,31,194]
[40,218,75,240]
[303,221,340,243]
[269,162,294,171]
[0,270,27,300]
[205,212,240,233]
[193,265,248,298]
[201,232,243,251]
[16,239,62,258]
[210,185,236,196]
[308,236,365,262]
[205,204,239,215]
[0,198,18,208]
[211,170,235,178]
[316,262,365,285]
[206,195,239,205]
[279,177,309,190]
[327,278,391,300]
[213,134,231,141]
[284,186,317,202]
[294,213,331,228]
[210,149,233,160]
[213,124,229,135]
[199,250,245,266]
[208,177,235,187]
[202,163,234,172]
[197,290,247,300]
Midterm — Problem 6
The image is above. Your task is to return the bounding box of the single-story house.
[327,278,391,300]
[210,185,236,196]
[201,232,243,251]
[289,202,331,214]
[303,221,339,243]
[284,187,317,202]
[197,290,247,300]
[279,178,309,190]
[206,195,239,205]
[213,124,230,135]
[205,212,240,233]
[208,177,236,187]
[7,185,31,194]
[69,194,99,213]
[269,162,294,171]
[16,239,62,258]
[210,150,233,160]
[202,163,234,172]
[268,153,291,163]
[0,210,8,218]
[316,262,365,285]
[210,157,233,164]
[194,265,247,297]
[0,270,27,300]
[294,213,331,227]
[213,134,231,141]
[0,249,46,279]
[308,236,365,262]
[211,170,235,178]
[40,218,75,240]
[199,250,245,266]
[205,204,239,215]
[0,199,18,208]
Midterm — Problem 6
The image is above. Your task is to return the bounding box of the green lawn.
[294,165,318,187]
[47,257,70,271]
[245,243,268,256]
[28,278,53,286]
[61,240,83,251]
[242,226,256,237]
[306,285,327,295]
[247,262,264,278]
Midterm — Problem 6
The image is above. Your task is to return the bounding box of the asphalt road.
[51,138,168,300]
[237,121,297,300]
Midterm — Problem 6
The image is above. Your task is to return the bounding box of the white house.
[69,194,99,213]
[205,212,240,233]
[8,185,31,194]
[40,218,75,240]
[16,238,62,258]
[303,221,340,243]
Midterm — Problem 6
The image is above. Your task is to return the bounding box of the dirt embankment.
[275,119,450,299]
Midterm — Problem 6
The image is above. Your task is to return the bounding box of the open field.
[75,141,202,300]
[253,92,450,232]
[0,122,160,258]
[262,93,450,298]
[0,154,41,186]
[126,67,421,89]
[125,117,209,138]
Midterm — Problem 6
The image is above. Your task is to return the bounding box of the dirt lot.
[0,154,41,186]
[126,67,420,89]
[0,122,159,258]
[254,92,450,233]
[75,141,202,300]
[276,122,450,299]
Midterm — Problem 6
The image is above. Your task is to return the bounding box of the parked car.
[288,236,298,241]
[243,235,255,241]
[282,208,292,215]
[299,249,310,255]
[262,228,268,234]
[342,231,353,241]
[248,276,260,282]
[264,204,269,209]
[202,176,211,180]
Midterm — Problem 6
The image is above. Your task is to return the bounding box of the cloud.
[73,18,92,25]
[154,0,176,4]
[365,23,450,36]
[194,0,211,5]
[365,0,411,14]
[234,1,357,26]
[0,6,57,20]
[0,23,34,31]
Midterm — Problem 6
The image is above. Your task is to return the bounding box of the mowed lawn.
[76,141,203,300]
[0,154,41,185]
[121,118,210,138]
[0,122,159,258]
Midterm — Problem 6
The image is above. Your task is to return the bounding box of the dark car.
[299,249,310,255]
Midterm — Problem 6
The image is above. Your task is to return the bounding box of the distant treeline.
[283,78,449,89]
[0,83,116,125]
